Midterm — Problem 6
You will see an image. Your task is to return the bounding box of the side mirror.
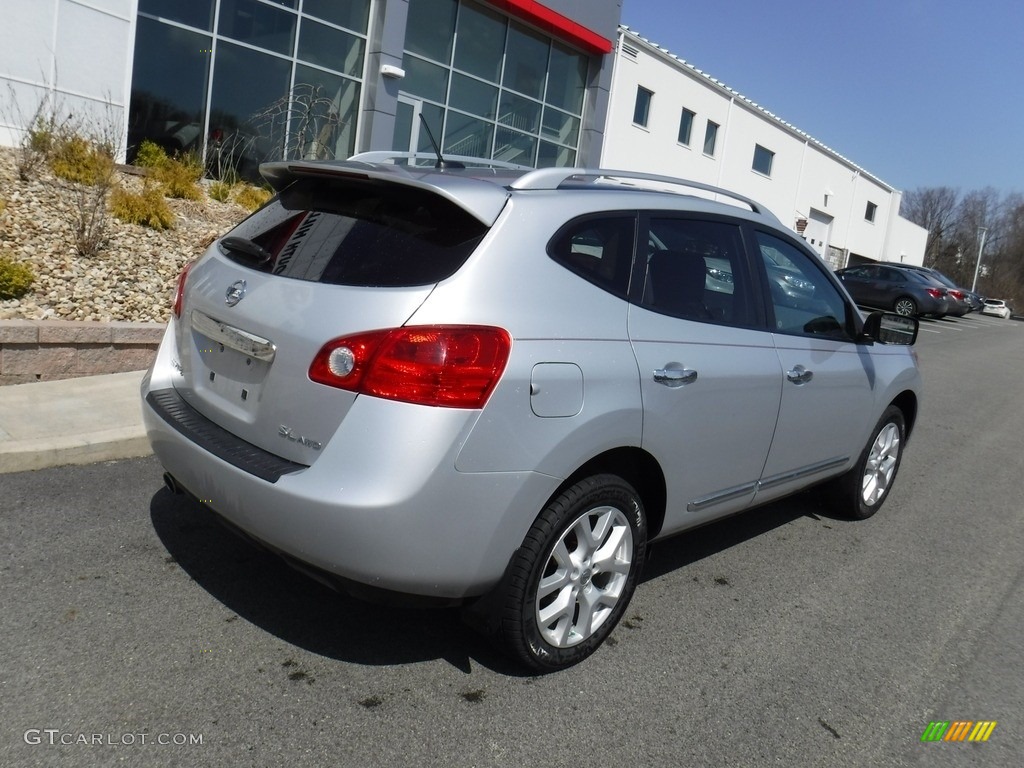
[862,311,918,345]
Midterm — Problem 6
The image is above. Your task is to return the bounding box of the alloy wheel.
[861,422,901,506]
[535,505,634,648]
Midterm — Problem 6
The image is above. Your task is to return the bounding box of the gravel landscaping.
[0,148,251,323]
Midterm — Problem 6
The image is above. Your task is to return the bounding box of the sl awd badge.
[225,280,247,306]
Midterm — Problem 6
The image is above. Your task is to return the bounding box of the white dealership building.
[602,27,926,268]
[0,3,926,266]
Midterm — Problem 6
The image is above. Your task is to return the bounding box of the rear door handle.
[786,365,813,385]
[654,368,698,387]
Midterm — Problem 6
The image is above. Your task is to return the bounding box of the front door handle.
[786,365,813,385]
[654,368,698,387]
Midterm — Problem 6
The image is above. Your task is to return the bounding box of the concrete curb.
[0,369,151,474]
[0,428,152,473]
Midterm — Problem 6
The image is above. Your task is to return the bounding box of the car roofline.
[261,157,784,229]
[509,167,781,223]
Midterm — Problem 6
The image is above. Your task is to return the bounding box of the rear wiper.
[220,236,273,265]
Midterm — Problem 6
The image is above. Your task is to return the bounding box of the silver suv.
[142,155,921,671]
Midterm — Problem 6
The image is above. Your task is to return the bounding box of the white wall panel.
[603,29,927,267]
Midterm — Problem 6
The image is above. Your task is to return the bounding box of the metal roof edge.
[617,26,898,193]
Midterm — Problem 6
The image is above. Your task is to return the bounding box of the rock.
[0,147,249,323]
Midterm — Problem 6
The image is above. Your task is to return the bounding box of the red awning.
[487,0,613,55]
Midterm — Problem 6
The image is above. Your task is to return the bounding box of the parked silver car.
[142,156,922,671]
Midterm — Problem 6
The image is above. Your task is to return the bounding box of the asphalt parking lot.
[1,312,1020,768]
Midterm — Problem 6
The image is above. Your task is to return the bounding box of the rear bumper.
[141,344,556,600]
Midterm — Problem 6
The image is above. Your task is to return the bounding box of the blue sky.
[619,0,1024,195]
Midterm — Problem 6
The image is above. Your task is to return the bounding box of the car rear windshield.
[218,176,489,286]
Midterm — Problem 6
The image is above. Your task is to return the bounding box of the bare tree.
[902,185,1024,304]
[900,186,959,268]
[250,82,348,163]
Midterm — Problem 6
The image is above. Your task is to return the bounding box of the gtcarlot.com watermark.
[24,729,203,747]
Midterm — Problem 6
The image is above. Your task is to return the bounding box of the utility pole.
[971,227,987,293]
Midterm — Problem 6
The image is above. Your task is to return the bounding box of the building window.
[129,0,370,179]
[703,120,719,156]
[865,201,878,222]
[633,86,653,127]
[752,144,774,176]
[398,0,589,168]
[677,107,695,145]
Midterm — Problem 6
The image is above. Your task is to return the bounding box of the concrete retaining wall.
[0,321,164,385]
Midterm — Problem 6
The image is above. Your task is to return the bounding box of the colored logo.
[921,721,997,742]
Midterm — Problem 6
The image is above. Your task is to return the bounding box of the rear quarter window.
[547,215,636,297]
[220,177,488,286]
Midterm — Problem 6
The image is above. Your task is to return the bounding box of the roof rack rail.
[348,151,531,171]
[510,167,771,217]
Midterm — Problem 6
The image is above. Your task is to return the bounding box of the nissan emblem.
[225,280,247,306]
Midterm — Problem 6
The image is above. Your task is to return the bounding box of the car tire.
[893,297,917,317]
[499,474,647,672]
[829,405,906,520]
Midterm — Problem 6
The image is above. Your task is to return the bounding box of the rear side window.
[219,177,488,286]
[548,215,636,297]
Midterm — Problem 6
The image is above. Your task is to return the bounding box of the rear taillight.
[948,289,964,300]
[172,261,196,319]
[309,326,512,409]
[925,288,943,299]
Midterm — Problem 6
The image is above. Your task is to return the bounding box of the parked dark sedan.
[836,264,949,317]
[881,263,974,316]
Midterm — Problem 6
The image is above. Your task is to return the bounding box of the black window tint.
[642,218,751,326]
[548,215,635,297]
[879,267,906,282]
[220,177,487,286]
[757,232,852,339]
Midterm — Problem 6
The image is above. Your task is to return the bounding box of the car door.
[753,230,875,503]
[837,264,882,307]
[628,215,783,535]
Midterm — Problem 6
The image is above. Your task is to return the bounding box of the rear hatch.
[172,163,506,465]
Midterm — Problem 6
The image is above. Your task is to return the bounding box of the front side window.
[752,144,774,176]
[841,265,874,279]
[703,121,719,156]
[757,232,851,339]
[633,86,653,127]
[678,107,695,145]
[642,218,753,326]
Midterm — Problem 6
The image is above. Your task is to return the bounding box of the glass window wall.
[298,18,364,77]
[130,0,369,180]
[127,17,211,159]
[138,0,214,31]
[218,0,295,56]
[397,0,590,168]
